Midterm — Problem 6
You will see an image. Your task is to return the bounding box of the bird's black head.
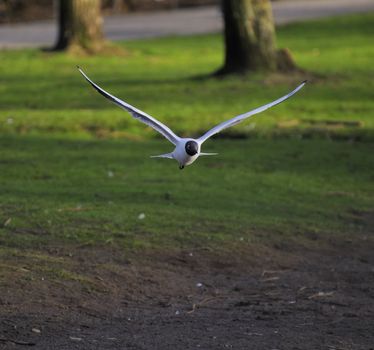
[185,140,199,156]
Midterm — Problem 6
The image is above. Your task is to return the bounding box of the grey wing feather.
[198,81,307,143]
[78,67,180,145]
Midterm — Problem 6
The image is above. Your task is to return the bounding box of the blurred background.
[0,0,218,24]
[1,0,373,47]
[0,1,373,348]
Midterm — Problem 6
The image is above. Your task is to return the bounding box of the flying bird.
[78,67,306,169]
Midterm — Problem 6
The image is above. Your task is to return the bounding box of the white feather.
[78,67,181,145]
[197,81,307,144]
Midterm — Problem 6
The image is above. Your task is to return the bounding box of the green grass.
[0,14,373,255]
[0,14,373,141]
[0,135,372,251]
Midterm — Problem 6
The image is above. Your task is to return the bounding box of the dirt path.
[1,0,374,48]
[1,228,373,349]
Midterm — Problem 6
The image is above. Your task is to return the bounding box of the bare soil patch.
[1,227,373,349]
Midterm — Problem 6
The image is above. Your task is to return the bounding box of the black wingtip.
[77,65,82,71]
[302,80,308,84]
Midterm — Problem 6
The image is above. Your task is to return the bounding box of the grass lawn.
[0,13,373,256]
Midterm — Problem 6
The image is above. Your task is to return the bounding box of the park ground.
[0,14,373,349]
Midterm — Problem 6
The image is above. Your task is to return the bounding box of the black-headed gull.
[78,67,306,169]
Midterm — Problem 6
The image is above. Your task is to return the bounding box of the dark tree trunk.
[54,0,104,53]
[219,0,294,75]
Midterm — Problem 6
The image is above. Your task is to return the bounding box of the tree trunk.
[219,0,292,75]
[54,0,104,53]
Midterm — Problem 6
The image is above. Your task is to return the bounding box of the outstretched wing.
[78,67,181,145]
[198,81,307,144]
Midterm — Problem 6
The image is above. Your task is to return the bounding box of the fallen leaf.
[69,336,82,341]
[4,218,11,227]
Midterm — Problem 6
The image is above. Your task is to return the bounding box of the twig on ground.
[187,296,226,314]
[308,291,335,299]
[0,337,36,346]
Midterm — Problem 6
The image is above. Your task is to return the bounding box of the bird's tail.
[199,152,218,156]
[150,153,174,159]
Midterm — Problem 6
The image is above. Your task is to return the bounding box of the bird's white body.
[151,138,204,168]
[78,67,306,169]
